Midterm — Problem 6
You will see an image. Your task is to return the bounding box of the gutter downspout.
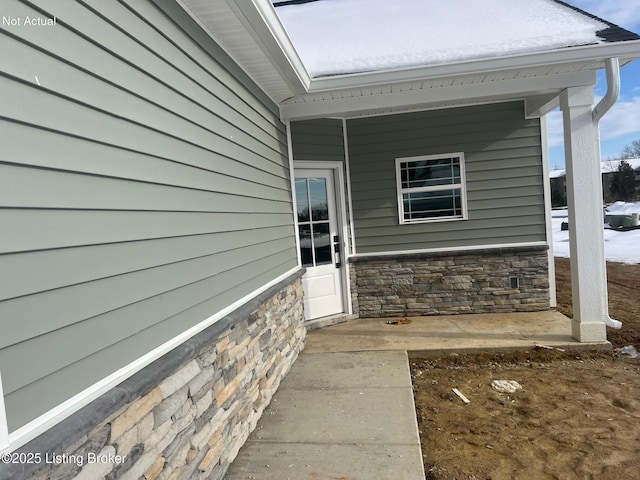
[593,58,620,122]
[592,57,623,329]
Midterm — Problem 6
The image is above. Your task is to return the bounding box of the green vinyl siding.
[0,0,296,431]
[347,102,546,253]
[291,118,345,162]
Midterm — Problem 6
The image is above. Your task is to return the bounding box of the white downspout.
[593,58,620,122]
[592,57,622,329]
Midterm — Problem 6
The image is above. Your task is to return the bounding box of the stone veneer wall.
[350,247,549,317]
[2,270,305,480]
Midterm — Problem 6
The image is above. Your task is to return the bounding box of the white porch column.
[560,86,608,342]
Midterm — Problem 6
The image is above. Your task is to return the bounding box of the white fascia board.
[308,40,640,93]
[229,0,311,93]
[281,70,596,121]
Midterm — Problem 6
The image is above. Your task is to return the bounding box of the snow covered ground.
[551,202,640,264]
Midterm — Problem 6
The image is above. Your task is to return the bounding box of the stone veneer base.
[349,246,550,317]
[1,270,305,480]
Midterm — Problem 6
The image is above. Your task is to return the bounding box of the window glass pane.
[308,178,329,221]
[298,224,313,267]
[403,189,462,220]
[295,178,310,223]
[313,223,332,265]
[401,157,461,189]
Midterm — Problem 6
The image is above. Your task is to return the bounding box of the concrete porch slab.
[303,310,611,356]
[225,311,610,480]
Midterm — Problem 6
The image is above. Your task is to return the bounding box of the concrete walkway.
[225,311,610,480]
[224,350,425,480]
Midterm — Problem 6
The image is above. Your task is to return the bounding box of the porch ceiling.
[177,0,640,120]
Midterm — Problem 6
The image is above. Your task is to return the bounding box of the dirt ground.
[411,259,640,480]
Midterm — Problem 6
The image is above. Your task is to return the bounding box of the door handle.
[333,235,341,268]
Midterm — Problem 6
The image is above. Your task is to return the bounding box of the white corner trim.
[540,115,557,307]
[333,163,353,316]
[2,266,302,455]
[349,242,548,259]
[342,119,357,256]
[0,371,8,452]
[286,121,302,267]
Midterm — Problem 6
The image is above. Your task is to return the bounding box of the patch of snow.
[491,380,523,393]
[617,345,639,358]
[274,0,608,77]
[551,204,640,264]
[606,201,640,215]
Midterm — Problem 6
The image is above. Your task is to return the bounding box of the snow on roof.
[601,158,640,172]
[274,0,611,78]
[550,159,640,179]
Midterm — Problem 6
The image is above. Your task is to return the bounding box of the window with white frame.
[396,153,467,223]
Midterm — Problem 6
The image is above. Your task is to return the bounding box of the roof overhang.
[307,40,640,93]
[281,69,598,120]
[178,0,640,121]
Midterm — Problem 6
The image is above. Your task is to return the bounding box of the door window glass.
[308,178,329,221]
[296,176,333,267]
[313,223,331,265]
[295,178,310,222]
[298,224,312,267]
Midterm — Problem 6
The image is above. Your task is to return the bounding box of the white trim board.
[540,115,557,307]
[1,266,302,455]
[349,241,548,259]
[286,121,302,267]
[0,371,8,451]
[342,119,357,256]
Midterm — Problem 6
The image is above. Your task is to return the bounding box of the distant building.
[549,158,640,206]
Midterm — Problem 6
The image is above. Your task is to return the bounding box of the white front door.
[295,169,344,320]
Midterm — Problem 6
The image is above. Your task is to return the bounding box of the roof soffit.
[179,1,640,115]
[279,69,597,120]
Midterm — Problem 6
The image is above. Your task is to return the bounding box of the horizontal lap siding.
[347,102,546,253]
[0,0,296,431]
[290,118,345,162]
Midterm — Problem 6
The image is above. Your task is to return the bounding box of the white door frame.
[294,161,352,319]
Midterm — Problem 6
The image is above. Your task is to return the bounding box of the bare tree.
[620,139,640,159]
